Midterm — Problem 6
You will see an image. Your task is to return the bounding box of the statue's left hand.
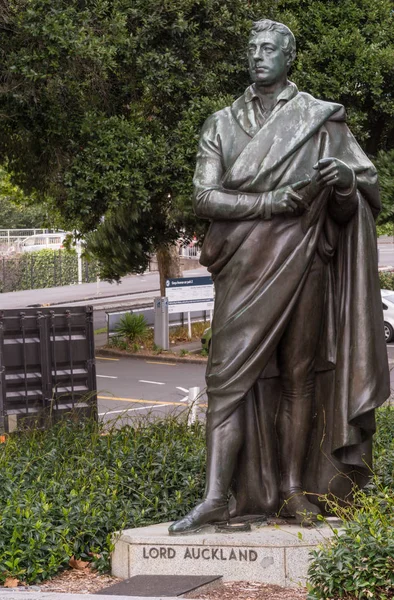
[313,157,354,191]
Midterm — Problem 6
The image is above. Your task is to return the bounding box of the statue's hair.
[250,19,296,66]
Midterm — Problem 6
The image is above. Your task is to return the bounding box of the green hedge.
[0,249,99,292]
[0,415,205,583]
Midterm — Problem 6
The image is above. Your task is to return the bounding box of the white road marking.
[97,375,118,379]
[139,380,165,385]
[99,403,172,416]
[179,396,189,402]
[177,386,188,393]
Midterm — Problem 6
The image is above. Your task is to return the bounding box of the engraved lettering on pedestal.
[239,549,248,561]
[143,546,176,559]
[182,547,259,561]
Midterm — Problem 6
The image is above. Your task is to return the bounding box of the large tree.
[284,0,394,154]
[0,0,393,285]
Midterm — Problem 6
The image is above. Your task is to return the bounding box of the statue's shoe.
[282,492,321,525]
[168,500,229,536]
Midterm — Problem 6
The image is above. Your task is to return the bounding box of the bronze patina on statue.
[169,19,390,535]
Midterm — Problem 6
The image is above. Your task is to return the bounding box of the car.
[381,289,394,342]
[19,232,67,252]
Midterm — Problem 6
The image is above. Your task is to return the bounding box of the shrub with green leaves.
[379,270,394,291]
[0,416,205,584]
[307,406,394,600]
[307,489,394,600]
[114,313,149,342]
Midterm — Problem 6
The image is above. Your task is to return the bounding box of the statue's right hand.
[271,179,311,215]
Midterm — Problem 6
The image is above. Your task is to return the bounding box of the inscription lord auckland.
[142,546,258,562]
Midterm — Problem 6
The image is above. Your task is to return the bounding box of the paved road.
[95,345,393,427]
[379,244,394,268]
[96,355,207,424]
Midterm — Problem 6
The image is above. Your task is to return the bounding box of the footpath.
[0,594,182,600]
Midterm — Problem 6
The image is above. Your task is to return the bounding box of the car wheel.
[384,322,394,343]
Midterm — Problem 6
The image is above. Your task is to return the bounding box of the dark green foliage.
[285,0,394,152]
[0,416,206,583]
[114,313,149,342]
[307,491,394,599]
[1,0,393,279]
[374,150,394,228]
[307,406,394,600]
[373,403,394,489]
[0,197,45,229]
[0,166,48,228]
[0,249,98,292]
[379,270,394,292]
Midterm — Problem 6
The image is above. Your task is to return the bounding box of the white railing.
[179,244,201,259]
[0,228,55,239]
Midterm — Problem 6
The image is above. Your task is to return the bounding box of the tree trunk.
[156,243,182,296]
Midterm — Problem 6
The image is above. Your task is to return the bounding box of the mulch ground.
[36,568,122,594]
[3,568,308,598]
[185,580,307,599]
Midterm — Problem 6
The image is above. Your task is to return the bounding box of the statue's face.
[248,31,288,85]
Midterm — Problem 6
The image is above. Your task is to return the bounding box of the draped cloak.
[193,87,390,515]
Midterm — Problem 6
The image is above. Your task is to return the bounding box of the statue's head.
[248,20,296,85]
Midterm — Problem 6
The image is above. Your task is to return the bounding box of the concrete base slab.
[112,521,336,588]
[97,574,221,597]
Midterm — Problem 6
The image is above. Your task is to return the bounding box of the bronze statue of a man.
[169,19,390,534]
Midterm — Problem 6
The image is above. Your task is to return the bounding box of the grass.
[94,327,107,335]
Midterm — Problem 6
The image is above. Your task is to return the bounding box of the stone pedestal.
[112,521,336,588]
